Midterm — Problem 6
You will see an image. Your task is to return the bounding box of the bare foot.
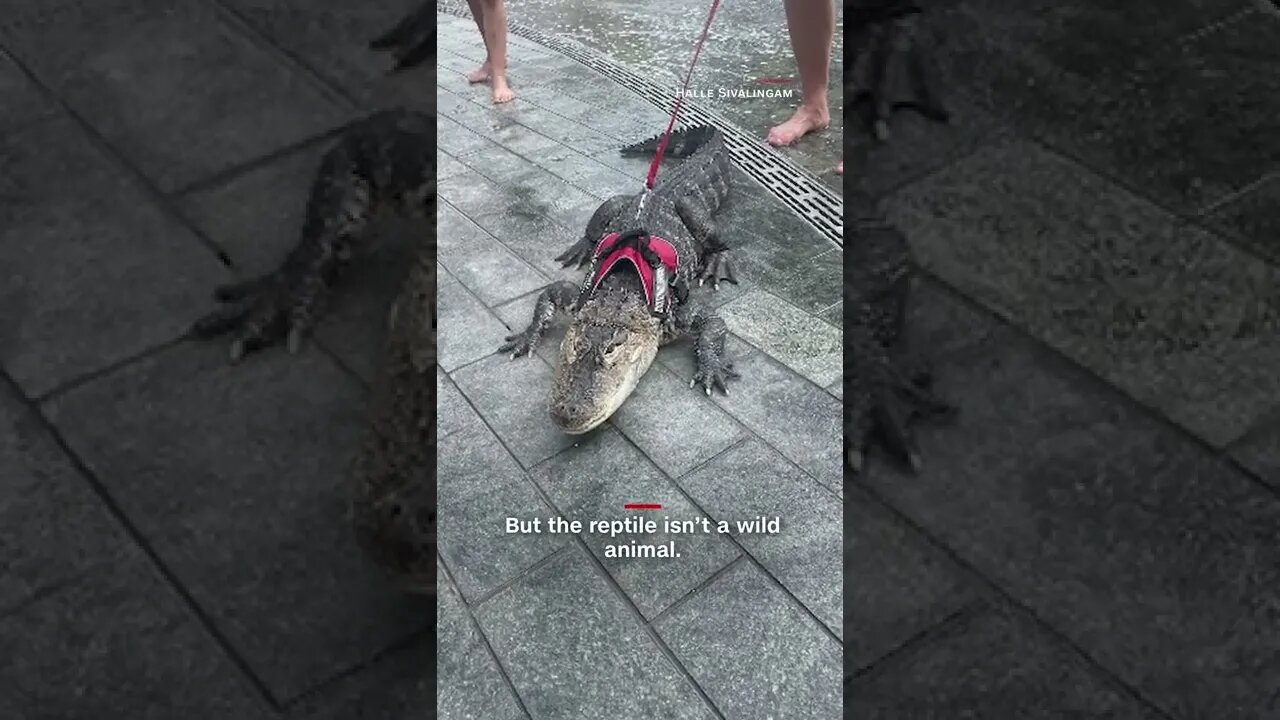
[492,76,515,104]
[836,160,843,175]
[466,61,491,84]
[767,103,830,147]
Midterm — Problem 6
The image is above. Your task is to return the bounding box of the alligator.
[847,197,954,473]
[850,0,950,141]
[499,125,740,434]
[189,109,437,595]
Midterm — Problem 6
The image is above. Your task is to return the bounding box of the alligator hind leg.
[190,169,375,363]
[676,198,736,289]
[847,329,954,473]
[499,281,579,358]
[850,2,949,141]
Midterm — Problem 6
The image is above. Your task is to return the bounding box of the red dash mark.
[756,76,794,85]
[624,504,664,510]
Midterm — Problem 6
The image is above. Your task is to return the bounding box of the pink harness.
[588,231,680,315]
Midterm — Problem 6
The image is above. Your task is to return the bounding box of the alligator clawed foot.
[698,251,737,290]
[848,362,955,474]
[691,358,739,396]
[555,237,596,269]
[850,6,949,141]
[190,273,324,363]
[498,331,538,359]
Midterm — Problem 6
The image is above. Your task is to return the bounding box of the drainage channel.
[437,2,845,248]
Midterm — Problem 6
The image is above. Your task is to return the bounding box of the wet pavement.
[0,0,431,717]
[436,9,842,719]
[498,0,844,186]
[850,1,1280,718]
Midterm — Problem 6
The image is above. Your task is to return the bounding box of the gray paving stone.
[611,365,750,480]
[528,427,740,619]
[0,0,352,193]
[0,115,227,397]
[655,561,842,720]
[0,383,127,615]
[458,140,548,187]
[0,556,270,720]
[718,291,843,388]
[936,0,1273,213]
[845,488,973,671]
[487,121,573,162]
[710,352,843,494]
[438,169,521,221]
[767,248,844,317]
[679,439,842,636]
[437,560,528,720]
[440,91,517,139]
[505,171,603,230]
[179,144,413,384]
[437,367,482,442]
[450,353,576,468]
[437,275,512,373]
[1231,414,1280,491]
[851,93,1007,201]
[179,144,323,274]
[0,49,56,134]
[437,201,548,307]
[476,548,713,720]
[220,0,434,113]
[848,607,1164,719]
[1205,173,1280,266]
[437,424,567,603]
[865,305,1280,719]
[722,175,835,306]
[508,106,618,156]
[294,640,428,720]
[438,117,493,158]
[42,342,427,702]
[469,205,586,282]
[887,136,1280,448]
[439,151,468,181]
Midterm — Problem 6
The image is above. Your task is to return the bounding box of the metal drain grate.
[437,2,844,247]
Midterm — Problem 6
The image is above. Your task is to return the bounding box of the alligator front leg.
[499,281,579,358]
[847,325,954,473]
[676,198,737,289]
[370,2,434,74]
[190,170,375,363]
[556,194,632,269]
[850,1,949,141]
[667,303,740,395]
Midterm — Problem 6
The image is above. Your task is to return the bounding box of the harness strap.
[645,0,723,190]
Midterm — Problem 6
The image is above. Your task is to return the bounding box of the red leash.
[645,0,723,190]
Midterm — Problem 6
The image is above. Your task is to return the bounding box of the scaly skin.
[847,202,954,473]
[190,109,437,594]
[501,126,739,434]
[849,0,949,141]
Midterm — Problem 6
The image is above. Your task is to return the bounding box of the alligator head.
[548,289,662,434]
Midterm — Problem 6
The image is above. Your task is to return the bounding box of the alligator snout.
[549,399,602,435]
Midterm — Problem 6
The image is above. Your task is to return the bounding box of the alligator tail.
[619,125,719,158]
